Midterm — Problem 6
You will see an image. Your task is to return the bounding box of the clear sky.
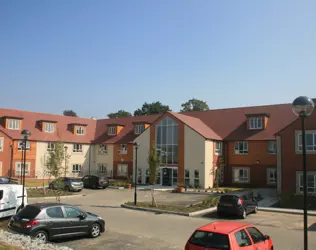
[1,0,316,118]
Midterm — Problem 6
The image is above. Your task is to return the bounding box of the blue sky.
[1,0,316,118]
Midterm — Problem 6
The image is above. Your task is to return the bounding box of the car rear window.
[219,195,239,204]
[69,178,81,182]
[100,177,108,181]
[17,205,41,219]
[189,230,230,249]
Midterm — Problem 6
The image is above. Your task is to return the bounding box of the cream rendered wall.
[35,142,94,179]
[133,127,150,184]
[204,140,214,188]
[184,125,213,189]
[94,144,114,177]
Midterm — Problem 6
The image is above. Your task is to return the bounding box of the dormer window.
[135,125,145,134]
[108,127,116,136]
[8,119,20,130]
[249,117,263,130]
[76,126,85,135]
[44,123,55,133]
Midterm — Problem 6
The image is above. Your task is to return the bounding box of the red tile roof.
[0,102,298,144]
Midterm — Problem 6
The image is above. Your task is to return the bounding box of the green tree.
[45,142,71,201]
[180,98,209,112]
[147,142,160,207]
[107,110,132,118]
[63,109,78,117]
[134,101,171,116]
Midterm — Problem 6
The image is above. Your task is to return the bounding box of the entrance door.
[162,168,172,186]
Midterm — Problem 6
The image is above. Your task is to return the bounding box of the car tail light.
[98,179,102,183]
[24,219,39,228]
[237,198,243,205]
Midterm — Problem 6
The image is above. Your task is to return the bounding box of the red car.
[185,221,273,250]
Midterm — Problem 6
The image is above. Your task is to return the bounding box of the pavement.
[29,188,316,250]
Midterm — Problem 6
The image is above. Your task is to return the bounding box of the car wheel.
[65,186,70,192]
[217,211,223,217]
[89,223,101,238]
[240,209,247,219]
[49,184,54,190]
[102,187,106,189]
[254,205,258,213]
[34,230,48,243]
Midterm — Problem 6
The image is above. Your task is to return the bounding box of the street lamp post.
[9,144,13,183]
[64,146,68,177]
[292,96,315,250]
[20,129,31,209]
[133,142,140,205]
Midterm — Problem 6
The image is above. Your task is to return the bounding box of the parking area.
[26,188,316,249]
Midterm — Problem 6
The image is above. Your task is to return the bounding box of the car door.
[64,206,89,236]
[82,176,88,188]
[233,229,255,249]
[245,227,270,250]
[242,194,252,213]
[45,206,69,239]
[54,178,65,189]
[0,189,9,217]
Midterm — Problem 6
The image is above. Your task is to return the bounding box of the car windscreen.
[69,178,81,182]
[17,205,41,219]
[219,195,239,204]
[189,230,230,249]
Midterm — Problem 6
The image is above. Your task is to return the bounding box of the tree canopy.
[107,110,132,119]
[180,98,209,112]
[63,109,78,117]
[134,101,171,116]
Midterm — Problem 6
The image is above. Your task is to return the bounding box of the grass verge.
[125,195,220,213]
[27,188,73,198]
[109,179,129,187]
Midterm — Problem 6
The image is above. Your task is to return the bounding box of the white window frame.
[268,141,276,154]
[233,167,250,183]
[72,164,81,173]
[44,123,55,133]
[0,137,3,152]
[215,141,222,155]
[249,117,263,130]
[97,163,107,175]
[76,126,85,136]
[108,127,116,136]
[18,141,30,151]
[135,125,145,134]
[267,168,277,185]
[73,144,83,153]
[98,144,108,154]
[119,144,128,154]
[297,131,316,152]
[117,164,128,176]
[47,142,55,151]
[234,142,248,155]
[15,162,30,176]
[8,119,20,130]
[297,171,316,194]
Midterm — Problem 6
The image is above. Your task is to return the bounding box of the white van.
[0,184,28,218]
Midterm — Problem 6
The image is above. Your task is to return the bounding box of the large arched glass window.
[155,116,178,164]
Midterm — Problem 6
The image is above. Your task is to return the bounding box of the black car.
[82,175,109,189]
[217,191,258,219]
[0,177,18,184]
[8,203,105,243]
[48,177,83,192]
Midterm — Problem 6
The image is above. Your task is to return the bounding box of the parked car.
[0,177,18,184]
[82,175,109,189]
[217,191,258,219]
[8,203,105,243]
[48,177,83,192]
[185,221,273,250]
[0,184,28,218]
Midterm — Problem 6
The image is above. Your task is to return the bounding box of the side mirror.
[78,213,86,220]
[264,235,270,240]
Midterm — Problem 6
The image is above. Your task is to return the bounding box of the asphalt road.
[25,188,316,250]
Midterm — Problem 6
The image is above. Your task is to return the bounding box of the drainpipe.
[88,144,91,175]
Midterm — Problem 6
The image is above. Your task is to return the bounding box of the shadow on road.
[89,205,122,208]
[200,211,241,220]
